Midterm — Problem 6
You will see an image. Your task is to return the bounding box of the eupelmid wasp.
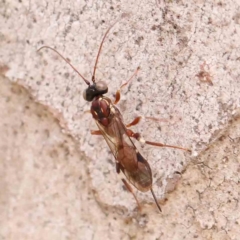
[38,16,190,212]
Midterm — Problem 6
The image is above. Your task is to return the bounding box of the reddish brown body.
[91,96,153,192]
[91,96,111,127]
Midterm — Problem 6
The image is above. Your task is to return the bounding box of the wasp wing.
[95,104,152,192]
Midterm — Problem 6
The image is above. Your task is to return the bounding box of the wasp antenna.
[150,188,162,212]
[37,46,90,85]
[92,14,127,83]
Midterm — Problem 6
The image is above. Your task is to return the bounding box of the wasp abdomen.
[91,97,111,127]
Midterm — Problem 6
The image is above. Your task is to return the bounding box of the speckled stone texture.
[1,74,240,239]
[1,0,240,239]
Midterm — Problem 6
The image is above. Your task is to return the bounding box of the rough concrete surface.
[1,0,240,239]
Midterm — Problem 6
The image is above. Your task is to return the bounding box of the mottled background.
[1,0,240,239]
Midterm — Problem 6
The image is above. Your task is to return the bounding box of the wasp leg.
[126,116,142,127]
[114,67,140,104]
[126,129,191,152]
[84,110,91,114]
[126,116,169,128]
[115,162,141,211]
[116,162,120,173]
[122,178,142,211]
[90,130,102,135]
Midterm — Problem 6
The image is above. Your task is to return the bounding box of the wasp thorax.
[83,81,108,102]
[91,97,111,126]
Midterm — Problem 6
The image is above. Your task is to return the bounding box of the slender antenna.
[37,46,90,85]
[92,16,123,83]
[150,188,162,212]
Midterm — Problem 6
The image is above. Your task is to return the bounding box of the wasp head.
[83,81,108,102]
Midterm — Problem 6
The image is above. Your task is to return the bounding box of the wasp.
[38,17,190,212]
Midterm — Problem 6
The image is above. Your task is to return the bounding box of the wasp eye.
[96,81,108,92]
[83,88,94,101]
[83,82,108,102]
